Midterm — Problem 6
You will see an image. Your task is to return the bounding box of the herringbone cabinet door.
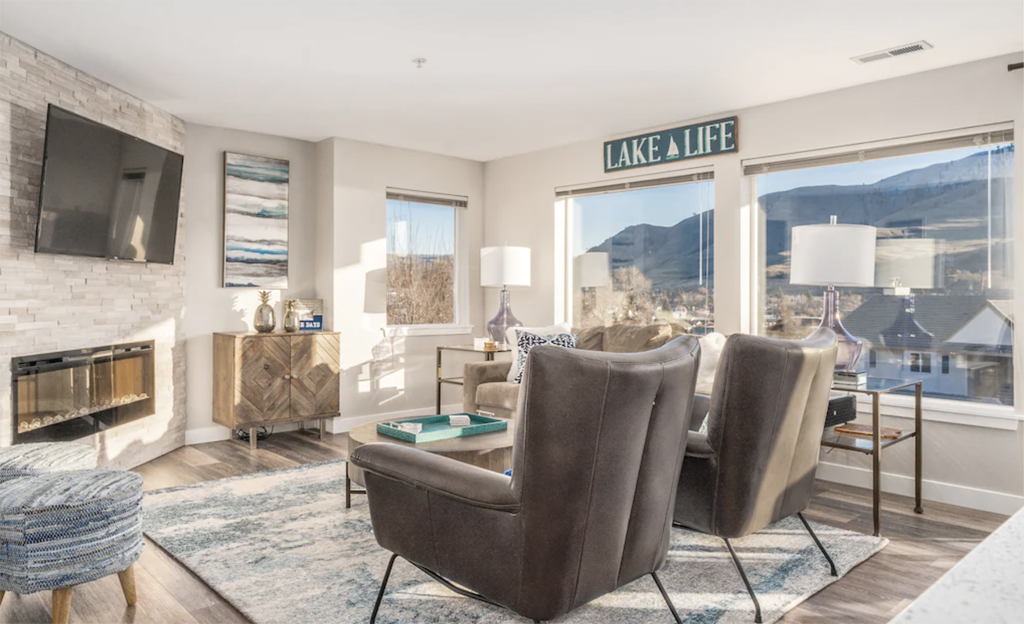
[291,334,341,417]
[237,337,292,423]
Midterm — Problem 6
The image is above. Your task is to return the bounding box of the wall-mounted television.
[35,105,184,264]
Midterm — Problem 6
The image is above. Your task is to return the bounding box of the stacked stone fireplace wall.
[0,34,186,468]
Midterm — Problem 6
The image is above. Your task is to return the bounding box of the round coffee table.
[345,417,516,508]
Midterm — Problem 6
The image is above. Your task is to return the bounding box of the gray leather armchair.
[674,329,838,623]
[352,336,701,623]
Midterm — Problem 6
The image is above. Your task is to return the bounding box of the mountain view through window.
[568,181,714,332]
[758,142,1015,405]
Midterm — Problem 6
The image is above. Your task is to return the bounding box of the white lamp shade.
[875,238,936,289]
[575,252,611,288]
[481,246,531,288]
[790,223,877,287]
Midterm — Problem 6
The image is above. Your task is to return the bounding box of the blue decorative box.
[376,413,508,444]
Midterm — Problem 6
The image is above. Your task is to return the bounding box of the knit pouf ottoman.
[0,443,98,483]
[0,469,143,624]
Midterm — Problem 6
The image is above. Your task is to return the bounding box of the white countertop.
[889,506,1024,623]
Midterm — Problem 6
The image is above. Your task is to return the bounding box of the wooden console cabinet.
[213,332,341,449]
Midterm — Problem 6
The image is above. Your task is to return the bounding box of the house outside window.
[385,191,466,327]
[753,131,1014,405]
[563,174,715,332]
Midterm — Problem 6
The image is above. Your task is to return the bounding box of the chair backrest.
[509,336,700,616]
[705,328,837,537]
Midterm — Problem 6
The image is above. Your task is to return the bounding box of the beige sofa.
[463,323,691,419]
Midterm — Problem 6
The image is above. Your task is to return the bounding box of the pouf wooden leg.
[117,566,137,606]
[52,587,72,624]
[1,590,5,606]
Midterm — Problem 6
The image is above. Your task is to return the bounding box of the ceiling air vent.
[851,41,933,65]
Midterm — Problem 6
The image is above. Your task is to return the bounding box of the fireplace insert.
[11,341,155,444]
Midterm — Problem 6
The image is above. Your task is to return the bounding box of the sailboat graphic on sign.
[666,135,680,159]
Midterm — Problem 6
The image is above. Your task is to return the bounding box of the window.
[385,191,464,326]
[910,353,931,374]
[755,132,1014,405]
[563,174,714,332]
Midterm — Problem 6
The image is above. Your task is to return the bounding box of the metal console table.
[821,378,923,537]
[435,345,511,414]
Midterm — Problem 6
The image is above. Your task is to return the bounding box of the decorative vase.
[283,300,300,333]
[254,291,276,333]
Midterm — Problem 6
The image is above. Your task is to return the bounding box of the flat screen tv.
[35,105,184,264]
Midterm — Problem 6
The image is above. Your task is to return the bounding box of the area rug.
[143,461,886,624]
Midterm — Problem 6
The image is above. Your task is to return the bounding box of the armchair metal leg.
[723,538,762,624]
[797,512,838,577]
[370,554,398,624]
[651,571,683,624]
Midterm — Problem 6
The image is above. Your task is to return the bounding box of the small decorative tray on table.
[376,413,508,444]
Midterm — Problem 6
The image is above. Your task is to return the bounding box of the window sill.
[848,392,1021,431]
[385,325,474,338]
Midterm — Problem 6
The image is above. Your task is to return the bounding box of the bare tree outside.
[386,200,455,325]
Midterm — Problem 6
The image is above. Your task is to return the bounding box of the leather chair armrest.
[689,393,711,431]
[350,443,520,512]
[685,432,716,459]
[463,360,513,414]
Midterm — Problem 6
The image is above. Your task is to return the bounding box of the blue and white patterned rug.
[143,460,886,624]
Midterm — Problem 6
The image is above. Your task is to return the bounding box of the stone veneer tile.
[0,33,186,467]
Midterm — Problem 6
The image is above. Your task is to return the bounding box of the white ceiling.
[2,1,1021,162]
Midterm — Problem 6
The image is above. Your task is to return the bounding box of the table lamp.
[790,216,877,371]
[481,246,531,344]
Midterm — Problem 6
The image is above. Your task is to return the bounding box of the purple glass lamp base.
[487,288,522,346]
[820,287,863,371]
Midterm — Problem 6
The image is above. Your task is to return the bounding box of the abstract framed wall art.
[223,152,289,288]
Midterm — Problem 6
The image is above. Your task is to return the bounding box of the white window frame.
[743,123,1021,429]
[555,166,715,327]
[384,188,472,337]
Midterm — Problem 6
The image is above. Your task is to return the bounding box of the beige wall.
[316,138,486,428]
[181,123,319,443]
[483,53,1024,513]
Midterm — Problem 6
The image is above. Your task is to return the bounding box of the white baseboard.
[817,461,1024,516]
[326,403,463,434]
[185,425,232,445]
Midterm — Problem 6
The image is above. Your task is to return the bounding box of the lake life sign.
[603,116,737,173]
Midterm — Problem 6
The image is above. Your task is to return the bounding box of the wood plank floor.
[0,430,1007,624]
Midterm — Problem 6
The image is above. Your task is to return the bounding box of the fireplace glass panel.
[12,342,155,444]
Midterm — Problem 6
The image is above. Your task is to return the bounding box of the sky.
[756,143,1012,195]
[573,142,1013,253]
[386,199,455,256]
[385,142,1012,258]
[573,182,714,252]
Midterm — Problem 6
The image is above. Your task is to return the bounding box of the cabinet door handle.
[284,374,292,380]
[264,364,270,370]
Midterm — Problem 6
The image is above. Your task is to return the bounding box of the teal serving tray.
[376,413,508,444]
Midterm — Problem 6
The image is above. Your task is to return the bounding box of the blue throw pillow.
[512,329,578,384]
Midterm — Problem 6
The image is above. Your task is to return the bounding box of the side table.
[435,345,511,414]
[821,378,923,537]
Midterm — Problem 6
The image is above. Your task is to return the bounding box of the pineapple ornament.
[253,291,276,333]
[283,300,300,333]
